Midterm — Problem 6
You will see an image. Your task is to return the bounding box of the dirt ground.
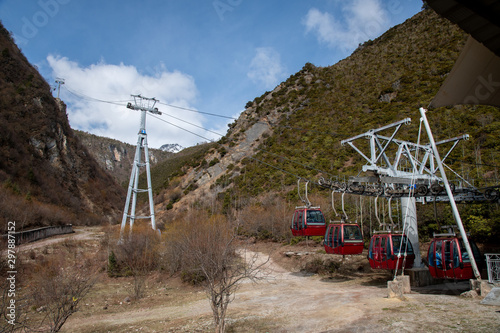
[17,227,500,332]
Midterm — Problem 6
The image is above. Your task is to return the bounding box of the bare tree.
[0,241,29,333]
[180,212,268,333]
[0,279,29,333]
[29,246,97,333]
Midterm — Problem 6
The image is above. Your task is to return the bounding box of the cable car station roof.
[426,0,500,108]
[426,0,500,57]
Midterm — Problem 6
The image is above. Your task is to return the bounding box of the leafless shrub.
[0,279,29,333]
[28,244,98,333]
[176,210,269,333]
[0,240,29,333]
[113,225,161,299]
[237,195,293,242]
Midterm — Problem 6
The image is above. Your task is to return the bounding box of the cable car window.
[368,237,374,259]
[392,235,414,255]
[428,240,436,267]
[453,241,460,268]
[344,225,362,240]
[392,236,402,255]
[306,210,324,224]
[458,240,470,263]
[298,211,304,229]
[458,239,481,264]
[327,226,334,246]
[435,240,443,268]
[333,226,340,247]
[444,241,452,269]
[404,236,414,254]
[471,240,481,263]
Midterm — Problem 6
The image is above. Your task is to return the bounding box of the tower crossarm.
[341,118,411,173]
[426,134,469,165]
[127,94,162,115]
[342,118,470,183]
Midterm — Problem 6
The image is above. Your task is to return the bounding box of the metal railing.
[485,253,500,283]
[3,225,74,245]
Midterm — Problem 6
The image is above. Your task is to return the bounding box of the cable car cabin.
[427,236,482,280]
[324,223,364,255]
[291,207,326,237]
[368,233,415,270]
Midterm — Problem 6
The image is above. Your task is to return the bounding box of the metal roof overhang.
[426,0,500,108]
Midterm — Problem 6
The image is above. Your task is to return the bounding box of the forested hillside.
[150,8,499,243]
[0,22,125,230]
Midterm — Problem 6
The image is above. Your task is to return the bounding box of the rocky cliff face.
[75,130,173,184]
[0,22,125,230]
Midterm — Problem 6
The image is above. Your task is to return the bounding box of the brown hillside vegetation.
[0,22,125,230]
[6,226,500,332]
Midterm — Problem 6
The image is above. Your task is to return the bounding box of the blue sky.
[0,0,422,148]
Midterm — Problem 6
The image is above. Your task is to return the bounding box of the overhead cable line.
[62,85,340,138]
[63,86,129,106]
[62,86,338,180]
[61,86,225,142]
[149,114,215,143]
[447,158,500,169]
[156,101,339,138]
[60,85,345,178]
[157,101,237,120]
[158,112,225,138]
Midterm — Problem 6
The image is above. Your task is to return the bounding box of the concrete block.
[388,277,410,299]
[406,267,435,287]
[388,280,404,299]
[480,287,500,306]
[395,275,411,293]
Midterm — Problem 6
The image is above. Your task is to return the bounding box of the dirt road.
[20,227,499,332]
[62,241,499,332]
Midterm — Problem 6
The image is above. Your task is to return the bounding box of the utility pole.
[55,78,64,99]
[120,95,161,240]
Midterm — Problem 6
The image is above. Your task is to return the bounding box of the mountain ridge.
[74,130,173,184]
[0,22,125,230]
[160,143,184,153]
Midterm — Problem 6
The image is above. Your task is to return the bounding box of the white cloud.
[303,0,389,54]
[47,55,219,148]
[247,47,286,90]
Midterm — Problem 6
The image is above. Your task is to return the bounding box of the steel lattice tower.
[120,95,161,239]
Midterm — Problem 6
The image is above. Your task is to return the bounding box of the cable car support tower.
[320,110,487,279]
[120,95,161,240]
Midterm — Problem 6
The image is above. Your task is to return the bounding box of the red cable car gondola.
[324,221,364,255]
[291,179,327,237]
[290,206,327,237]
[368,233,415,270]
[427,234,482,280]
